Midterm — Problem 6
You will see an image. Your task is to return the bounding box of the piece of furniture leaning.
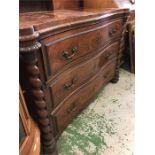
[20,8,129,155]
[19,86,40,155]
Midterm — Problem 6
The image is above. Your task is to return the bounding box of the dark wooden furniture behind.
[19,0,53,13]
[19,0,83,13]
[19,5,129,155]
[126,10,135,73]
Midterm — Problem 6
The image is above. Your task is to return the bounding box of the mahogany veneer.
[19,9,129,154]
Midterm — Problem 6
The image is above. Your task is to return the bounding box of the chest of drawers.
[19,9,129,155]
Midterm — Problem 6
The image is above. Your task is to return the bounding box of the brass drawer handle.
[109,28,117,37]
[62,47,78,60]
[67,102,77,114]
[64,78,78,90]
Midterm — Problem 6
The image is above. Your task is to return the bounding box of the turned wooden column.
[111,14,129,83]
[19,27,58,155]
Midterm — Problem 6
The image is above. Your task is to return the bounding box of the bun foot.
[111,73,119,83]
[111,77,119,83]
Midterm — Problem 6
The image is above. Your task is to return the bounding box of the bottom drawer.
[51,60,117,136]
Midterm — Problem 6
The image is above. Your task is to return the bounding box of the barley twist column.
[19,27,58,155]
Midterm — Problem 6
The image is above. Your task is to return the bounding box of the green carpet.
[57,69,134,155]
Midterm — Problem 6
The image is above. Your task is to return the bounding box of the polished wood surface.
[20,8,129,155]
[19,9,128,30]
[19,87,40,155]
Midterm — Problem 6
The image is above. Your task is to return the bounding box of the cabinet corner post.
[19,27,58,155]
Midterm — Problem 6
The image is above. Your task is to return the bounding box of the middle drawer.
[48,41,119,108]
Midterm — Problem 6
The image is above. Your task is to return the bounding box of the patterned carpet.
[57,69,135,155]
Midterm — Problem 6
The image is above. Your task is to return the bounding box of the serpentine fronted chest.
[19,9,129,155]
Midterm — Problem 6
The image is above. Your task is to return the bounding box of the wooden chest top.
[19,8,129,37]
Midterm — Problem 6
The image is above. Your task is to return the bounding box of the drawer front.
[43,19,123,77]
[49,41,119,107]
[51,61,117,134]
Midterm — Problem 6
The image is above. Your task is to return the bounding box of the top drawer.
[42,19,123,78]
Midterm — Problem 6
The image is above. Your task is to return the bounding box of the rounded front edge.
[20,118,41,155]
